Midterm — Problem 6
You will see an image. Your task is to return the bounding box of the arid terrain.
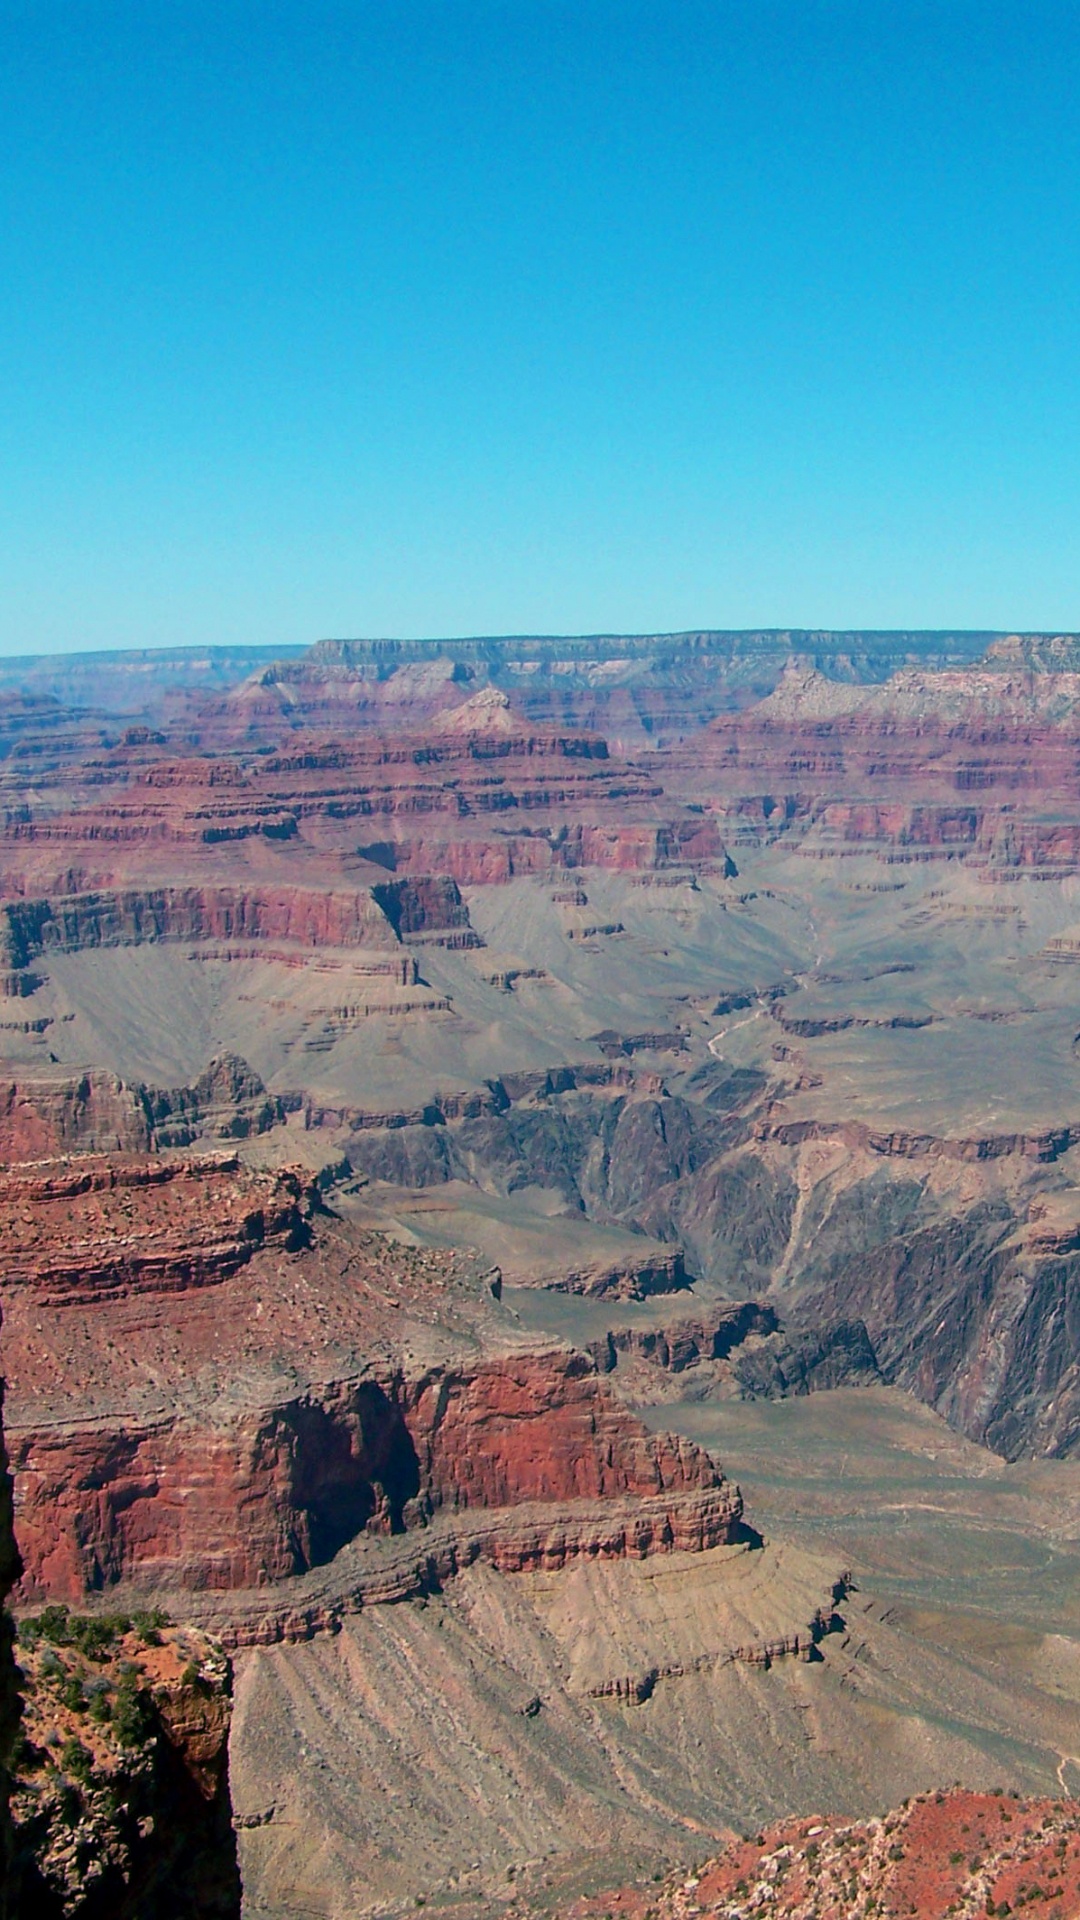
[2,629,1080,1917]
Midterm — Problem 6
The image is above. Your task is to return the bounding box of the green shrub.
[60,1675,86,1714]
[69,1614,131,1661]
[13,1735,46,1772]
[112,1680,152,1748]
[59,1737,93,1783]
[132,1608,170,1646]
[37,1606,72,1646]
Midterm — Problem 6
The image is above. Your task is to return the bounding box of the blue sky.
[2,2,1078,653]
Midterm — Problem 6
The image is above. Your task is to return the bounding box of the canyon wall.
[6,635,1080,1912]
[8,1611,241,1918]
[0,1375,20,1916]
[0,1157,744,1607]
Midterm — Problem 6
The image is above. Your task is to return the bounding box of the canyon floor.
[2,630,1080,1916]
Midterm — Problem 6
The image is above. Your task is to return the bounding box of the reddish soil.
[563,1790,1080,1919]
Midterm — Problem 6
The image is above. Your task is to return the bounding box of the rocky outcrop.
[1,1357,240,1918]
[1,1158,743,1605]
[9,1354,742,1604]
[2,1156,313,1304]
[368,874,472,939]
[678,660,1080,873]
[0,1072,151,1165]
[0,1374,22,1913]
[176,1487,749,1649]
[581,1575,849,1702]
[0,884,399,967]
[137,1055,285,1148]
[585,1789,1080,1920]
[0,1058,285,1166]
[589,1301,778,1376]
[586,1304,880,1398]
[543,1246,691,1300]
[8,1609,240,1918]
[729,1319,882,1398]
[754,1113,1080,1164]
[0,699,733,926]
[791,1211,1080,1459]
[403,1351,732,1519]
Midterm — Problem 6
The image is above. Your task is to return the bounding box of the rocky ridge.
[0,1367,20,1912]
[561,1790,1080,1920]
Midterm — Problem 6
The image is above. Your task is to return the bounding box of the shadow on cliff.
[285,1384,423,1569]
[5,1717,244,1920]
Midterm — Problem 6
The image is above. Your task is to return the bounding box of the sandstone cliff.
[1,1156,744,1605]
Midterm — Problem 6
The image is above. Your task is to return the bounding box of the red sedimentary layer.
[2,1154,307,1302]
[10,1354,739,1603]
[0,700,731,937]
[660,667,1080,870]
[0,1157,741,1606]
[0,882,401,965]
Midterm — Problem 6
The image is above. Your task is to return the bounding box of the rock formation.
[6,631,1080,1913]
[7,1608,240,1917]
[562,1790,1080,1920]
[0,1156,743,1605]
[0,1372,22,1915]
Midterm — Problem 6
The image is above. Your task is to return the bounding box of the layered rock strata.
[684,661,1080,872]
[0,1373,21,1914]
[0,1057,284,1166]
[1,1157,743,1608]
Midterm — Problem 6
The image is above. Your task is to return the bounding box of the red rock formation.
[0,1157,743,1606]
[9,1356,740,1604]
[672,663,1080,872]
[0,690,731,935]
[0,883,400,965]
[0,1369,22,1906]
[404,1351,726,1512]
[0,1069,152,1164]
[3,1155,309,1302]
[568,1790,1080,1920]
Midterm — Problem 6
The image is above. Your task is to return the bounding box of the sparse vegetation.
[59,1736,93,1783]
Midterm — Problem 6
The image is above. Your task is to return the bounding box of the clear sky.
[2,1,1079,654]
